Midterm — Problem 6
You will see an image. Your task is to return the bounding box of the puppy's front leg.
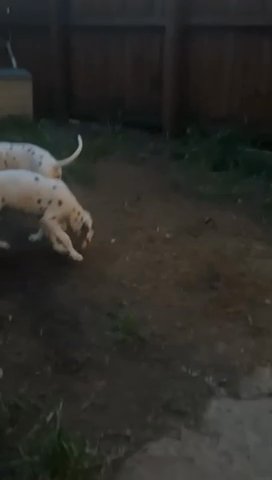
[30,220,67,243]
[0,240,10,249]
[0,207,10,249]
[41,216,83,262]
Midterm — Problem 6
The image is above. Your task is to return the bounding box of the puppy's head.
[70,208,94,249]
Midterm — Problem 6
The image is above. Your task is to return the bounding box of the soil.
[1,133,272,474]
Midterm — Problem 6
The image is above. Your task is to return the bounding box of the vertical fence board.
[49,0,68,117]
[2,0,272,129]
[162,0,179,134]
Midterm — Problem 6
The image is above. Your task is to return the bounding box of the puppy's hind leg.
[41,216,83,262]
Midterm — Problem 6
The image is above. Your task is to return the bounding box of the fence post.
[162,0,182,136]
[49,0,69,118]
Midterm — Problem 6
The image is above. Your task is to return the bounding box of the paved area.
[117,368,272,480]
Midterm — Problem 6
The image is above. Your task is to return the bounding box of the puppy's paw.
[29,232,42,243]
[72,252,83,262]
[0,241,10,250]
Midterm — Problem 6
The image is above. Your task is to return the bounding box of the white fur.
[0,135,83,179]
[0,170,94,261]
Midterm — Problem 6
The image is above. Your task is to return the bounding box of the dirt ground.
[1,130,272,475]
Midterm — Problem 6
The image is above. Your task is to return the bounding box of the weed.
[172,126,272,177]
[110,311,146,345]
[64,133,122,185]
[171,128,252,172]
[169,127,272,211]
[0,400,104,480]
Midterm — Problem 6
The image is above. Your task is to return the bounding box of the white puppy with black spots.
[0,135,83,179]
[0,170,94,261]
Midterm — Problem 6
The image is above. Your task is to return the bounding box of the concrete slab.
[117,371,272,480]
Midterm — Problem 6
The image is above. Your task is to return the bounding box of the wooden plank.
[4,11,272,29]
[162,0,183,135]
[49,0,68,117]
[4,13,272,28]
[70,0,158,17]
[71,17,165,29]
[0,16,165,28]
[69,30,162,125]
[189,14,272,27]
[185,29,272,125]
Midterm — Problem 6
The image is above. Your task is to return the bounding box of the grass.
[109,310,146,345]
[170,127,272,175]
[169,127,272,216]
[2,118,272,182]
[2,116,272,214]
[0,398,104,480]
[64,131,125,185]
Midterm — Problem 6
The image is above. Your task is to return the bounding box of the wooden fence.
[1,0,272,133]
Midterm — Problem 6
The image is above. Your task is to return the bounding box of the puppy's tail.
[57,135,83,167]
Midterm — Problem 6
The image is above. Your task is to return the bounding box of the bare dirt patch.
[1,127,272,477]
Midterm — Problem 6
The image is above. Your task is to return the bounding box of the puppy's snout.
[81,226,94,249]
[80,222,89,237]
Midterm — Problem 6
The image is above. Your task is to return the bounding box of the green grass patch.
[169,127,272,208]
[109,310,146,345]
[0,398,104,480]
[173,127,272,176]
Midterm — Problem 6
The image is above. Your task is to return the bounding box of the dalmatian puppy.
[0,169,94,261]
[0,135,83,179]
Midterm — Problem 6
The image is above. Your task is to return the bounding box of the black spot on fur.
[35,176,39,182]
[51,216,56,220]
[37,199,42,205]
[58,200,63,206]
[55,236,62,245]
[48,199,52,205]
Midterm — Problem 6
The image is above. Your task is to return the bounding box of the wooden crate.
[0,69,33,118]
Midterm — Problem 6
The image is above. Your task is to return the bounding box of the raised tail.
[57,135,83,167]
